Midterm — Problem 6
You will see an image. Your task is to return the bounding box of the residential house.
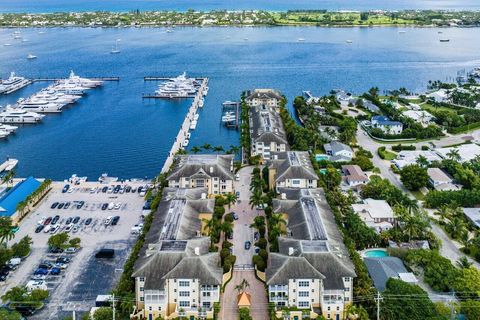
[392,150,443,170]
[427,89,450,103]
[167,154,234,195]
[402,110,435,126]
[249,102,289,161]
[371,116,403,135]
[364,257,417,292]
[132,188,222,320]
[463,208,480,229]
[268,151,318,191]
[427,168,461,191]
[268,188,356,320]
[245,89,283,108]
[362,100,380,113]
[436,143,480,163]
[323,141,353,162]
[341,165,369,188]
[352,199,395,233]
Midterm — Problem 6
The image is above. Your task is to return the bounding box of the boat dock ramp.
[160,78,209,174]
[221,101,240,129]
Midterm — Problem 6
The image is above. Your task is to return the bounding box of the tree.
[224,192,238,209]
[202,143,212,151]
[320,166,341,190]
[239,308,252,320]
[11,236,32,258]
[68,237,81,248]
[345,304,369,320]
[0,217,15,245]
[457,256,473,269]
[234,279,250,294]
[400,164,428,191]
[352,155,374,171]
[416,155,429,168]
[0,308,21,320]
[461,300,480,320]
[446,148,461,162]
[48,232,69,249]
[93,307,115,320]
[220,221,233,241]
[190,146,201,154]
[249,189,263,209]
[445,217,467,240]
[212,145,224,153]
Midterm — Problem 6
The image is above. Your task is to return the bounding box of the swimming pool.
[315,154,329,161]
[363,249,389,258]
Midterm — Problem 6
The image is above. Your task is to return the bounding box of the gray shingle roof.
[364,257,408,292]
[324,141,353,155]
[250,106,288,147]
[269,151,318,183]
[167,154,234,181]
[246,89,282,102]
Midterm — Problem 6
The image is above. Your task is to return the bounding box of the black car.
[0,266,10,276]
[65,217,73,225]
[58,203,64,209]
[137,186,143,194]
[64,202,71,209]
[111,216,120,225]
[85,218,92,225]
[142,200,151,210]
[101,203,108,210]
[95,248,115,259]
[49,247,63,254]
[125,186,131,193]
[56,257,70,264]
[51,202,59,209]
[113,185,121,194]
[52,215,60,224]
[62,184,70,193]
[72,216,80,224]
[102,186,108,193]
[35,225,44,233]
[0,274,7,281]
[38,263,53,270]
[14,305,37,316]
[76,201,85,209]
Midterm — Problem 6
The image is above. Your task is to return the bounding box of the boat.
[13,35,21,40]
[110,39,121,54]
[27,54,37,60]
[4,43,11,47]
[166,29,173,33]
[98,173,118,184]
[198,99,204,108]
[50,83,86,95]
[0,124,18,134]
[155,72,198,98]
[186,132,191,139]
[440,39,450,42]
[0,72,32,95]
[398,30,406,34]
[222,111,236,123]
[193,113,200,121]
[0,158,18,172]
[34,90,81,104]
[38,31,46,34]
[298,38,306,42]
[17,98,63,113]
[346,40,353,44]
[60,71,103,88]
[189,120,198,130]
[0,130,10,139]
[21,39,28,42]
[182,139,189,147]
[438,31,443,34]
[0,106,45,123]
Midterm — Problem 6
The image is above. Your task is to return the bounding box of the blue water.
[0,26,479,180]
[1,0,480,13]
[364,249,389,258]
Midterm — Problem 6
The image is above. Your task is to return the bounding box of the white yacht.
[0,107,44,123]
[222,111,236,123]
[27,53,37,60]
[51,83,86,95]
[0,124,18,133]
[0,129,10,139]
[198,99,204,108]
[0,72,31,94]
[34,90,80,104]
[182,139,189,147]
[61,70,103,88]
[155,72,198,98]
[193,113,200,121]
[0,158,18,172]
[189,120,198,130]
[17,98,63,113]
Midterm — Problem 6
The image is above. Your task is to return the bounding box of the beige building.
[132,188,222,320]
[268,151,318,191]
[268,188,356,320]
[245,88,283,108]
[352,198,395,233]
[167,154,234,195]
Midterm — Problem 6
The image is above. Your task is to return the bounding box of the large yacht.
[0,124,18,133]
[59,71,103,88]
[17,98,63,113]
[34,90,80,104]
[0,72,31,94]
[51,83,86,95]
[0,107,45,123]
[155,72,198,98]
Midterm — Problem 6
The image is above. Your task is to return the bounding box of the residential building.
[341,165,369,188]
[371,115,403,135]
[364,257,417,292]
[323,141,353,162]
[268,188,356,320]
[427,168,461,191]
[463,208,480,229]
[167,154,234,195]
[392,150,443,169]
[352,199,395,233]
[402,110,435,126]
[427,89,450,103]
[249,102,289,161]
[362,100,380,113]
[268,151,318,191]
[436,143,480,163]
[245,89,283,108]
[132,188,222,320]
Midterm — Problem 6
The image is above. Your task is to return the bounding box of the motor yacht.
[60,71,102,88]
[0,129,10,139]
[27,53,37,60]
[155,72,198,98]
[0,106,44,123]
[0,72,31,94]
[51,83,86,95]
[34,90,80,104]
[17,98,63,113]
[0,124,18,133]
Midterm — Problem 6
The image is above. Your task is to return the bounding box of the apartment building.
[268,151,318,191]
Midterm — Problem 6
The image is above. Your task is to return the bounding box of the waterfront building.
[392,150,442,169]
[268,188,356,320]
[323,141,353,162]
[352,199,395,233]
[167,154,234,195]
[402,110,435,126]
[371,116,403,135]
[267,151,318,191]
[132,188,222,320]
[249,99,289,161]
[0,176,41,224]
[245,88,283,108]
[341,165,369,188]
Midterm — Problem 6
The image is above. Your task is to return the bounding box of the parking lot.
[0,180,150,319]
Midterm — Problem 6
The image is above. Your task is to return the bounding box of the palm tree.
[456,256,473,269]
[436,205,451,224]
[202,217,216,235]
[446,148,461,162]
[235,279,250,294]
[416,155,429,168]
[446,217,467,239]
[202,143,212,151]
[1,170,15,187]
[190,146,201,154]
[212,145,224,154]
[0,217,15,245]
[224,192,238,209]
[227,145,240,155]
[249,189,263,210]
[220,221,233,241]
[268,213,287,239]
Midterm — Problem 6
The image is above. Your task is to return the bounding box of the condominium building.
[268,188,356,320]
[132,188,222,320]
[245,88,283,108]
[268,151,318,191]
[167,154,234,195]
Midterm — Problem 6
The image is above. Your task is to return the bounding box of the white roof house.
[427,168,461,191]
[463,208,480,228]
[352,199,395,233]
[427,89,450,103]
[436,144,480,163]
[392,150,442,169]
[402,110,435,126]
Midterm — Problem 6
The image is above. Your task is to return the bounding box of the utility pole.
[72,311,76,320]
[376,291,382,320]
[112,294,116,320]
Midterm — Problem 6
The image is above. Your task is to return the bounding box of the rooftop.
[364,257,415,292]
[427,167,452,183]
[0,177,41,217]
[269,151,318,183]
[324,141,353,155]
[250,104,288,146]
[436,143,480,163]
[463,208,480,228]
[342,165,369,183]
[246,89,282,102]
[352,198,394,219]
[168,154,234,181]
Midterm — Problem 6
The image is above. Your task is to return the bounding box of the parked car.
[56,257,70,264]
[254,232,259,241]
[72,225,79,233]
[72,216,80,224]
[51,202,59,209]
[49,247,63,254]
[232,212,239,220]
[244,241,251,250]
[131,187,137,193]
[55,263,68,269]
[65,247,77,254]
[51,215,60,225]
[43,225,52,233]
[104,217,112,226]
[44,217,52,225]
[50,267,61,275]
[57,202,64,209]
[125,186,132,193]
[64,202,71,209]
[90,187,97,194]
[85,218,92,225]
[31,274,46,280]
[111,216,120,226]
[37,216,46,225]
[107,202,115,210]
[50,225,60,234]
[62,184,70,193]
[227,232,233,240]
[101,203,108,210]
[114,203,121,210]
[65,217,73,225]
[34,268,49,275]
[76,201,85,209]
[235,191,240,197]
[65,225,73,232]
[102,186,108,193]
[13,305,37,317]
[38,263,53,270]
[35,225,44,233]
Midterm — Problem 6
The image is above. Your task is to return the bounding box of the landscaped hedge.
[392,144,416,152]
[424,189,480,208]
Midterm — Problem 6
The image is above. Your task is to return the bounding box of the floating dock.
[221,101,240,129]
[160,78,209,174]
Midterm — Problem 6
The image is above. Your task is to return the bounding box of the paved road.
[220,166,268,319]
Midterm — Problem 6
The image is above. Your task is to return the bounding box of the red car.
[44,217,52,225]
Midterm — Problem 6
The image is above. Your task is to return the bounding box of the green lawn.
[382,150,397,160]
[411,190,426,201]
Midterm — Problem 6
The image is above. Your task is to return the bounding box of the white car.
[65,224,73,233]
[107,202,115,210]
[72,225,79,233]
[90,187,97,193]
[107,187,113,194]
[67,187,74,193]
[50,225,60,234]
[43,225,52,233]
[104,216,112,226]
[114,203,121,210]
[31,274,46,280]
[38,216,46,225]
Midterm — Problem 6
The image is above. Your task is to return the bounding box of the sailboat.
[27,53,37,60]
[110,39,121,54]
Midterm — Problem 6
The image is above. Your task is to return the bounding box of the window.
[149,307,152,311]
[195,180,205,187]
[140,297,144,302]
[337,306,340,311]
[292,179,301,185]
[298,281,309,287]
[139,277,145,282]
[298,291,309,297]
[179,281,190,287]
[179,291,190,297]
[345,277,350,282]
[179,301,190,307]
[203,302,211,309]
[298,301,309,308]
[140,287,144,292]
[202,292,211,297]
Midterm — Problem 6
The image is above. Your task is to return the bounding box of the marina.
[142,73,207,99]
[221,100,241,128]
[161,77,208,174]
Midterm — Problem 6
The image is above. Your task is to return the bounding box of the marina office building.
[167,154,234,196]
[248,89,289,161]
[132,188,223,320]
[267,188,356,320]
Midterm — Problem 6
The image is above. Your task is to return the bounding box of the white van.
[26,280,47,291]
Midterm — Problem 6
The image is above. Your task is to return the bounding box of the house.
[427,168,461,191]
[167,154,234,195]
[427,89,450,103]
[371,116,403,135]
[363,100,380,113]
[245,89,283,108]
[402,110,435,126]
[323,141,353,162]
[364,257,417,292]
[268,188,356,320]
[352,199,395,233]
[341,165,369,187]
[436,143,480,163]
[249,103,289,161]
[392,150,443,170]
[268,151,318,191]
[463,208,480,228]
[132,188,222,320]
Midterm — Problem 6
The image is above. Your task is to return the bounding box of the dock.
[221,101,240,129]
[160,78,209,174]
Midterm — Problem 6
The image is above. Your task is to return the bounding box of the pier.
[160,78,209,174]
[221,101,240,129]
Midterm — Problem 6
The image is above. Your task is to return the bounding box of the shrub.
[11,236,32,258]
[258,249,268,261]
[258,225,266,237]
[256,237,268,249]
